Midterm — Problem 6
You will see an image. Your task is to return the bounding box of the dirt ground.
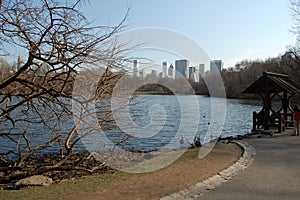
[54,142,242,200]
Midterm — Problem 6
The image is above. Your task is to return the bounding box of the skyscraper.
[151,69,158,79]
[175,59,189,79]
[189,67,196,82]
[133,60,139,77]
[158,72,163,80]
[210,60,223,72]
[139,69,144,79]
[199,64,205,78]
[168,64,175,79]
[188,66,200,82]
[162,61,167,78]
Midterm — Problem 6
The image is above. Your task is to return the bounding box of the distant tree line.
[132,50,300,100]
[210,50,300,99]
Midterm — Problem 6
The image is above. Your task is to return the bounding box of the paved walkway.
[200,130,300,200]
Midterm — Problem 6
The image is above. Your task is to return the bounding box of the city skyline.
[131,58,222,82]
[81,1,295,68]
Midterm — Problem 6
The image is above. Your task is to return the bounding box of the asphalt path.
[200,130,300,200]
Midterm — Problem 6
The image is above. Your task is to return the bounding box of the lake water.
[0,95,262,154]
[95,95,262,151]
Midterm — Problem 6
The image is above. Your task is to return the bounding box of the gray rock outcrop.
[15,175,53,187]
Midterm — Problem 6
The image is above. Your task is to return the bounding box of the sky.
[81,0,296,69]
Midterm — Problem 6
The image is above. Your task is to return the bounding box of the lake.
[0,95,262,154]
[93,95,261,151]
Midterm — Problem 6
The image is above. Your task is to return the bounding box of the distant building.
[162,61,167,78]
[189,66,200,82]
[195,67,200,82]
[139,69,144,79]
[151,69,158,79]
[205,70,210,77]
[199,64,205,78]
[145,73,152,80]
[175,59,189,79]
[133,60,139,77]
[210,60,223,72]
[168,64,175,79]
[158,72,163,80]
[189,67,196,82]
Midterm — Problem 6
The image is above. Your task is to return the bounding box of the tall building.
[199,64,205,78]
[195,67,200,82]
[189,67,196,82]
[175,59,189,79]
[168,64,175,79]
[151,69,158,79]
[162,61,167,78]
[139,69,144,79]
[158,72,163,80]
[210,60,223,72]
[188,66,200,82]
[133,60,139,77]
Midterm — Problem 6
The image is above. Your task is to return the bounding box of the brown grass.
[0,142,242,200]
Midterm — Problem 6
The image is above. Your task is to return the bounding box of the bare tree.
[283,0,300,80]
[0,0,129,184]
[291,0,300,46]
[0,58,12,81]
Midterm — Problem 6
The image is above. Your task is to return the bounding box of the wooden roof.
[243,72,300,94]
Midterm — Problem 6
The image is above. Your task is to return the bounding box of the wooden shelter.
[243,72,300,133]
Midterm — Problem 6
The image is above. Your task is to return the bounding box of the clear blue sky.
[82,0,295,68]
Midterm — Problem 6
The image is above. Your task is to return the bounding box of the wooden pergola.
[243,72,300,133]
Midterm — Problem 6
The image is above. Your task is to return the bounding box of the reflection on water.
[0,95,261,154]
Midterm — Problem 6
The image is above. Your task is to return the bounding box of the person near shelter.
[293,105,300,136]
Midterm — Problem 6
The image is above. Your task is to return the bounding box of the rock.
[15,175,53,187]
[221,139,229,144]
[194,140,202,147]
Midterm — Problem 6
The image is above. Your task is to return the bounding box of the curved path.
[161,140,256,199]
[200,131,300,200]
[162,130,300,200]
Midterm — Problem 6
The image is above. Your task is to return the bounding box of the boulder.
[15,175,53,187]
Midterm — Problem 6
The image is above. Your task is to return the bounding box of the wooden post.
[278,115,282,133]
[283,91,288,126]
[253,111,257,131]
[264,93,270,130]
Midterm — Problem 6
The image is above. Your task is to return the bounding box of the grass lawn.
[0,144,241,200]
[0,148,199,200]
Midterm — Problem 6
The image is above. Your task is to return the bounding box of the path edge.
[160,141,256,200]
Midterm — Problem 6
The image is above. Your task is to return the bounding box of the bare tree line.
[220,52,300,99]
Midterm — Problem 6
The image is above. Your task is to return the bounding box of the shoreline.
[0,141,243,200]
